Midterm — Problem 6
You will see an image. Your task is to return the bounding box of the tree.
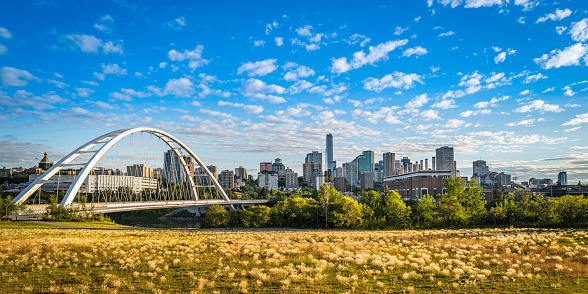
[492,182,502,200]
[205,204,229,227]
[317,183,341,228]
[243,205,270,227]
[414,194,436,227]
[359,190,386,228]
[382,190,411,228]
[332,197,363,228]
[0,196,24,218]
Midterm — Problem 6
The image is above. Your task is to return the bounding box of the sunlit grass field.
[1,224,587,293]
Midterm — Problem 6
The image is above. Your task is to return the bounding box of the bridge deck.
[18,199,270,215]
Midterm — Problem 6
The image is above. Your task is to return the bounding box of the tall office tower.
[472,160,490,184]
[235,166,247,181]
[305,150,323,166]
[436,146,455,177]
[219,170,234,189]
[164,150,183,183]
[344,159,359,187]
[357,150,375,181]
[207,165,218,181]
[260,162,272,172]
[302,161,322,188]
[558,171,567,185]
[285,168,299,188]
[272,158,286,179]
[383,152,396,178]
[326,133,336,173]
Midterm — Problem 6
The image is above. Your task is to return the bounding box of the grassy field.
[0,224,587,293]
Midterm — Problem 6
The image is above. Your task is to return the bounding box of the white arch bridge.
[13,127,267,214]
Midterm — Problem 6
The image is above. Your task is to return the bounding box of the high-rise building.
[472,160,490,184]
[375,160,384,182]
[258,170,278,190]
[272,158,286,179]
[305,150,322,166]
[436,146,455,177]
[164,150,183,183]
[360,172,374,190]
[127,164,153,178]
[326,134,336,173]
[344,159,359,187]
[219,170,234,190]
[558,172,567,185]
[285,168,299,188]
[357,151,375,181]
[207,165,218,181]
[302,161,322,188]
[383,152,396,178]
[260,162,272,172]
[235,166,247,181]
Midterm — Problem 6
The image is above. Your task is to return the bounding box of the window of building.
[421,188,428,196]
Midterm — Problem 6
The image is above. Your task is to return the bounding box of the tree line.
[205,178,588,229]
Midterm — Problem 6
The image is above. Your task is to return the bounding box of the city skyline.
[1,1,587,182]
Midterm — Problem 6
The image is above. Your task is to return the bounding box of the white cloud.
[241,78,286,104]
[564,126,581,132]
[439,31,455,37]
[542,87,555,93]
[419,109,440,120]
[47,79,68,89]
[199,108,234,119]
[164,77,195,98]
[93,63,127,80]
[514,0,539,11]
[0,27,13,39]
[94,15,114,33]
[159,62,167,68]
[283,63,315,81]
[403,46,428,57]
[515,99,563,113]
[237,59,278,77]
[330,39,408,73]
[506,118,536,126]
[275,37,283,46]
[570,18,588,42]
[394,26,408,35]
[362,72,422,92]
[494,52,506,63]
[534,43,588,69]
[253,40,265,47]
[405,94,429,108]
[295,25,313,37]
[218,101,263,114]
[0,44,7,55]
[445,119,469,128]
[167,17,186,29]
[0,66,34,87]
[459,109,491,117]
[60,34,123,54]
[464,0,502,8]
[523,73,547,84]
[555,26,568,35]
[536,8,572,23]
[562,113,588,126]
[168,45,210,70]
[432,99,457,109]
[345,34,371,47]
[519,89,530,95]
[76,88,95,98]
[348,99,363,107]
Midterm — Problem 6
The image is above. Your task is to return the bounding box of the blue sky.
[1,0,588,182]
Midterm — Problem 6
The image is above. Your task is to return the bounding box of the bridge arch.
[13,127,229,207]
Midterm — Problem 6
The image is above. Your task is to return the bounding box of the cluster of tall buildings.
[258,158,298,191]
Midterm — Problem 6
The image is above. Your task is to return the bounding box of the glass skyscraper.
[326,133,336,174]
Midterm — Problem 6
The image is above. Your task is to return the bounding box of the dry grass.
[0,226,587,293]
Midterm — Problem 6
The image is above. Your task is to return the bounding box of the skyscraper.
[558,171,567,185]
[164,150,183,183]
[383,152,396,178]
[472,160,489,184]
[357,150,375,181]
[305,150,322,166]
[326,134,336,173]
[436,146,455,177]
[235,166,247,181]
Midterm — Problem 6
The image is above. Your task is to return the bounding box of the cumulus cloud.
[237,59,277,77]
[94,15,114,33]
[474,95,509,108]
[445,119,469,128]
[562,113,588,126]
[76,88,94,98]
[59,34,123,54]
[283,62,315,81]
[253,40,265,47]
[432,99,457,109]
[241,78,286,104]
[494,52,506,63]
[438,31,455,37]
[0,66,34,87]
[168,45,210,70]
[362,72,422,92]
[164,77,195,98]
[536,8,572,23]
[93,63,127,80]
[47,79,68,89]
[167,17,186,29]
[403,46,428,57]
[405,94,429,108]
[330,39,408,74]
[345,34,371,47]
[506,118,537,127]
[459,109,492,117]
[534,43,588,69]
[515,99,563,113]
[0,27,13,39]
[570,18,588,42]
[523,73,547,84]
[218,101,263,114]
[464,0,503,8]
[275,37,283,46]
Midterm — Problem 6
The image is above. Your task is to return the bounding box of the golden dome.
[40,152,51,163]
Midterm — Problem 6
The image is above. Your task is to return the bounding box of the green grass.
[52,221,131,228]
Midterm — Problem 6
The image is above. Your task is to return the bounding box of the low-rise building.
[384,170,452,200]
